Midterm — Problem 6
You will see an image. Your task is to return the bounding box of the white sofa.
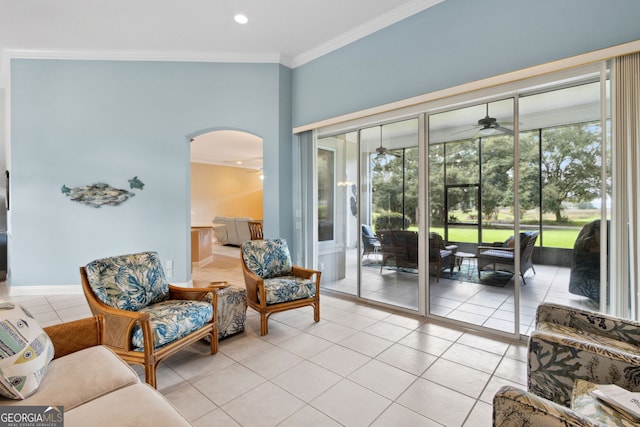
[0,317,192,427]
[213,216,252,246]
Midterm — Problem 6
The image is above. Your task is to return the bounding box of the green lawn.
[428,227,580,249]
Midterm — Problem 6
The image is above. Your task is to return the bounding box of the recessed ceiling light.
[234,14,248,24]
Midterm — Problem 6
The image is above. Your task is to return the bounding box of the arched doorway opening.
[189,130,263,274]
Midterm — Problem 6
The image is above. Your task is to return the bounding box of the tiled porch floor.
[323,248,595,336]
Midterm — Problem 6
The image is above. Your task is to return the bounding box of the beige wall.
[191,162,263,226]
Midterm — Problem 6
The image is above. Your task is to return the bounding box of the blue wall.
[10,60,291,286]
[293,0,640,127]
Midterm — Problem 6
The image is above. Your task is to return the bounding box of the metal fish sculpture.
[128,176,145,190]
[61,183,135,208]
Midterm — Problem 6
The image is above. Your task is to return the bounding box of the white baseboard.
[9,285,83,296]
[8,280,194,296]
[191,255,213,269]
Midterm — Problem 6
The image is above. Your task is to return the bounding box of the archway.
[189,129,263,268]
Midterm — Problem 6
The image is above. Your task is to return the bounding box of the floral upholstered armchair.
[493,303,640,426]
[80,251,218,388]
[241,238,320,335]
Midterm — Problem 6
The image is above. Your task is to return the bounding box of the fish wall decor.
[61,177,145,208]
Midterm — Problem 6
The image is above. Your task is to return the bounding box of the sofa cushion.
[479,249,514,260]
[571,379,637,426]
[242,238,293,279]
[263,276,316,304]
[536,321,640,354]
[0,302,54,399]
[0,346,139,410]
[65,383,192,427]
[132,300,214,350]
[84,251,170,311]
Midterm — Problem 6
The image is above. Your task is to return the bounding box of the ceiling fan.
[473,104,514,137]
[454,104,514,139]
[374,126,400,158]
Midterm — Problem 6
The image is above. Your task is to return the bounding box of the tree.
[480,135,514,220]
[371,147,419,228]
[539,123,602,222]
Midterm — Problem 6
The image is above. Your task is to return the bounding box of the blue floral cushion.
[263,276,316,304]
[85,252,169,311]
[242,239,293,279]
[131,300,213,351]
[215,287,247,339]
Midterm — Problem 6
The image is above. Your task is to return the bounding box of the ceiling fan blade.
[451,126,481,136]
[495,125,514,135]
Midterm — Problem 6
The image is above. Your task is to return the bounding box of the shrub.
[374,212,411,230]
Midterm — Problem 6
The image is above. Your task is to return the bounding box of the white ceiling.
[0,0,443,67]
[0,0,444,166]
[191,131,263,169]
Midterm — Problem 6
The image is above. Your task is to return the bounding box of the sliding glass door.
[426,74,610,334]
[317,119,420,311]
[359,119,420,309]
[428,99,516,332]
[310,63,612,336]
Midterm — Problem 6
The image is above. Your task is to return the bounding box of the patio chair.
[429,232,457,282]
[361,224,381,258]
[569,219,608,303]
[477,231,538,284]
[80,251,218,388]
[377,230,419,272]
[241,238,321,335]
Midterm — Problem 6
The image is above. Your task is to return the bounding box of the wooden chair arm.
[241,266,264,305]
[169,284,216,300]
[44,316,103,359]
[291,265,320,280]
[98,307,150,351]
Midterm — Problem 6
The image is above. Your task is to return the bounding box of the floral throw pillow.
[0,302,54,399]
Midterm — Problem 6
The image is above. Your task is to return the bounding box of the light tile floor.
[2,245,530,427]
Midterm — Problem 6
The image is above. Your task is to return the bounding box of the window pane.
[317,148,335,241]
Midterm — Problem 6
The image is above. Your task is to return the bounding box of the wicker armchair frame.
[248,220,264,240]
[240,254,320,336]
[80,267,219,388]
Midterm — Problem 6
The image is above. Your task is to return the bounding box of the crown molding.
[3,48,287,64]
[0,0,443,75]
[290,0,445,68]
[0,48,292,87]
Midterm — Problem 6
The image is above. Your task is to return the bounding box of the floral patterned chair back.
[84,251,169,311]
[241,238,293,279]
